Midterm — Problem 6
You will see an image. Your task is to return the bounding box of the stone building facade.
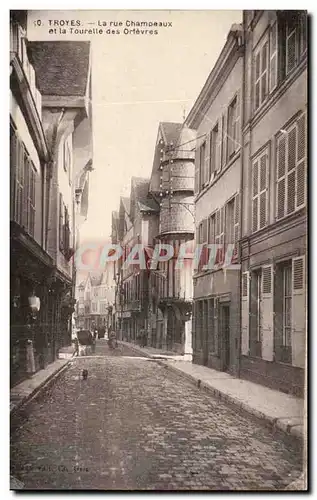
[240,10,307,396]
[10,11,93,386]
[147,122,196,356]
[187,23,244,374]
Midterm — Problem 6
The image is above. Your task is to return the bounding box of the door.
[221,305,230,371]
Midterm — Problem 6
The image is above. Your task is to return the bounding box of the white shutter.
[205,132,211,184]
[291,255,306,368]
[235,91,241,152]
[221,112,227,169]
[194,144,200,195]
[286,26,297,74]
[241,271,250,355]
[296,113,306,208]
[260,42,268,103]
[217,118,222,172]
[252,159,259,232]
[269,22,278,91]
[259,152,268,229]
[233,193,240,262]
[276,135,286,220]
[261,265,274,361]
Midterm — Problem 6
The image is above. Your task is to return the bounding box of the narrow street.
[10,341,303,491]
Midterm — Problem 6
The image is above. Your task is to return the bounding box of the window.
[215,207,225,265]
[252,150,268,232]
[91,302,97,313]
[210,123,220,176]
[198,219,208,270]
[254,38,269,110]
[10,126,36,237]
[285,12,307,75]
[270,22,278,91]
[199,141,206,189]
[93,288,98,297]
[276,113,306,220]
[225,198,235,246]
[227,96,240,158]
[59,194,71,255]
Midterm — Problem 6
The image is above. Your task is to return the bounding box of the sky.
[27,10,242,241]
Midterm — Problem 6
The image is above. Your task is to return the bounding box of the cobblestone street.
[11,342,303,491]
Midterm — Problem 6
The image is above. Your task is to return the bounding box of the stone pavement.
[10,355,304,490]
[10,359,70,414]
[119,342,306,442]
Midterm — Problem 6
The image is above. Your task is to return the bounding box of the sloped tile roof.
[28,41,90,96]
[160,122,183,146]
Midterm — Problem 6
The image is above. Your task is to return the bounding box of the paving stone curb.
[154,360,305,444]
[10,360,72,416]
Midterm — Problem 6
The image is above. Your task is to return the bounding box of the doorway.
[220,305,230,372]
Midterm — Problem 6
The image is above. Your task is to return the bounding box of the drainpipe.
[238,23,246,379]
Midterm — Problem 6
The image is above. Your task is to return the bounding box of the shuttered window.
[10,127,36,236]
[276,113,306,220]
[198,218,208,270]
[252,150,268,232]
[210,122,220,177]
[270,22,278,91]
[233,193,240,262]
[215,207,225,265]
[241,271,250,356]
[227,94,240,158]
[285,12,307,75]
[254,39,269,110]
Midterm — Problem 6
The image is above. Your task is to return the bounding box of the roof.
[28,41,90,96]
[138,198,159,213]
[160,122,183,146]
[121,197,131,215]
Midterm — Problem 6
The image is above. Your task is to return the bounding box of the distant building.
[10,11,93,386]
[76,268,115,331]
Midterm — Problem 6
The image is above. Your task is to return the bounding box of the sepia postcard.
[10,9,307,491]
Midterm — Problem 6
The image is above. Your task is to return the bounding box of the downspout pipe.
[238,19,246,379]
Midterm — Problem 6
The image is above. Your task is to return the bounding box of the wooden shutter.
[291,255,306,368]
[252,159,259,232]
[59,193,64,250]
[233,193,240,261]
[29,165,36,237]
[296,113,306,208]
[235,92,241,153]
[255,51,261,110]
[286,25,297,74]
[213,297,219,354]
[22,150,29,230]
[194,143,200,194]
[205,132,211,185]
[241,271,250,355]
[259,153,268,229]
[221,112,227,169]
[261,265,274,361]
[287,125,297,214]
[270,22,278,91]
[10,127,17,220]
[260,42,268,103]
[219,206,225,264]
[276,135,286,220]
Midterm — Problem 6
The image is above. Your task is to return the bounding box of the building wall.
[10,91,43,247]
[240,10,307,395]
